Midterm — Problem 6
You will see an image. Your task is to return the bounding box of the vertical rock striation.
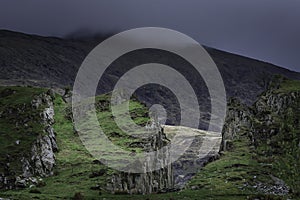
[0,90,58,189]
[107,122,174,194]
[22,91,58,178]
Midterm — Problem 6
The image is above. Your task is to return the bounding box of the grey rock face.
[220,87,298,196]
[255,91,300,115]
[106,124,222,194]
[221,98,253,151]
[22,92,58,178]
[164,126,221,189]
[106,122,174,194]
[30,134,56,177]
[0,91,57,189]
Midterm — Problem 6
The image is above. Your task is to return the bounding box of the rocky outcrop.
[23,91,58,178]
[105,124,222,194]
[106,122,174,194]
[108,166,173,195]
[220,81,300,196]
[21,127,57,178]
[220,89,300,151]
[254,91,300,115]
[164,126,221,189]
[0,90,57,189]
[221,98,253,151]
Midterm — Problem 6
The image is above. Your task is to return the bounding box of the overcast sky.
[1,0,299,72]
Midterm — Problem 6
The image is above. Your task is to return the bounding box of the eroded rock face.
[220,86,299,196]
[106,123,222,193]
[21,127,57,179]
[25,92,57,178]
[108,166,173,194]
[221,76,300,152]
[106,123,174,194]
[0,91,57,189]
[221,98,253,151]
[164,126,221,189]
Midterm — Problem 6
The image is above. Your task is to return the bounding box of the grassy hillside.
[182,79,300,200]
[0,87,153,199]
[1,80,300,199]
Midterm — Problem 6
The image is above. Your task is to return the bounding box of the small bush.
[29,189,41,194]
[73,192,84,200]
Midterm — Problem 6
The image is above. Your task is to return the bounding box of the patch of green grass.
[94,94,150,152]
[273,79,300,94]
[0,86,46,109]
[183,136,260,199]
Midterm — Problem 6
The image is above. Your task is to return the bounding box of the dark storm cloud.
[0,0,299,72]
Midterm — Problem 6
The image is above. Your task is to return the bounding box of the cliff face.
[0,88,58,189]
[163,126,221,189]
[106,125,222,194]
[222,78,300,148]
[221,97,253,151]
[106,121,174,194]
[21,92,58,178]
[221,77,300,196]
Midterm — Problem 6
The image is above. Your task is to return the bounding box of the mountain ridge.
[1,29,300,129]
[1,29,299,91]
[1,29,299,72]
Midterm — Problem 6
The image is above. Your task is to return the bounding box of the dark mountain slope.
[0,30,299,129]
[205,47,300,103]
[1,30,299,101]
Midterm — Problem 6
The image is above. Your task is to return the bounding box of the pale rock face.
[21,157,32,178]
[30,134,56,176]
[26,91,58,178]
[164,125,221,189]
[0,91,58,189]
[107,122,174,194]
[43,107,55,125]
[20,132,57,178]
[107,123,221,194]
